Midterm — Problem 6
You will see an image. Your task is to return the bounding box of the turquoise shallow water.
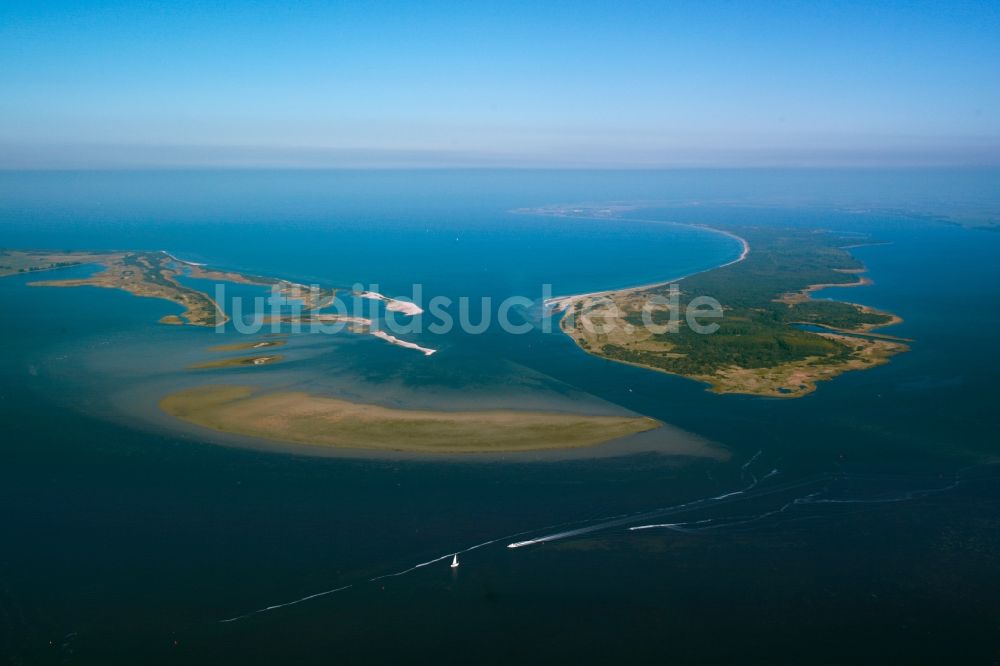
[1,170,999,664]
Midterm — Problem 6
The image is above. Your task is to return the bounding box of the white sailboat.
[450,553,459,568]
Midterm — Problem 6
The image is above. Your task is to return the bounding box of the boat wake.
[219,585,354,624]
[218,519,595,624]
[217,453,985,624]
[629,471,970,534]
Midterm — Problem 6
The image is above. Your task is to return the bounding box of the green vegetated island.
[0,248,660,453]
[534,207,910,398]
[0,248,333,326]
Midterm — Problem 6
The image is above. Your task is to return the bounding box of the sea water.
[1,169,998,664]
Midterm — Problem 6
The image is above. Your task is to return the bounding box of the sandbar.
[160,385,661,453]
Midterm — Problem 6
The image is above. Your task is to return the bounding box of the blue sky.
[1,0,998,168]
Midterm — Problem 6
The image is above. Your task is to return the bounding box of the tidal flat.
[160,385,662,453]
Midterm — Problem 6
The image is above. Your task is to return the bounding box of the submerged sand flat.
[161,385,661,453]
[189,355,285,369]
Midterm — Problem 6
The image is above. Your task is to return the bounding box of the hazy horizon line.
[3,140,998,171]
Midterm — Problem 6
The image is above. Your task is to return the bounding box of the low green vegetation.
[561,224,908,396]
[0,249,105,276]
[4,249,298,326]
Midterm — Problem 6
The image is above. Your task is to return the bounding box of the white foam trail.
[740,450,763,487]
[630,487,829,533]
[218,468,980,624]
[370,535,510,582]
[631,518,716,533]
[219,584,354,623]
[808,478,961,504]
[218,519,590,622]
[741,450,762,476]
[629,473,969,534]
[507,475,800,549]
[508,523,618,549]
[709,489,746,501]
[509,472,866,550]
[368,554,454,581]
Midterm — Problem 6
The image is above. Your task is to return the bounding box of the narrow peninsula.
[0,249,337,326]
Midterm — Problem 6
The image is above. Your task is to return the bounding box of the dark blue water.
[1,170,998,664]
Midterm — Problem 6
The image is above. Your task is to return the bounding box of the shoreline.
[544,222,750,312]
[161,250,207,267]
[779,271,905,334]
[537,211,898,339]
[370,330,437,356]
[534,210,907,398]
[358,290,425,316]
